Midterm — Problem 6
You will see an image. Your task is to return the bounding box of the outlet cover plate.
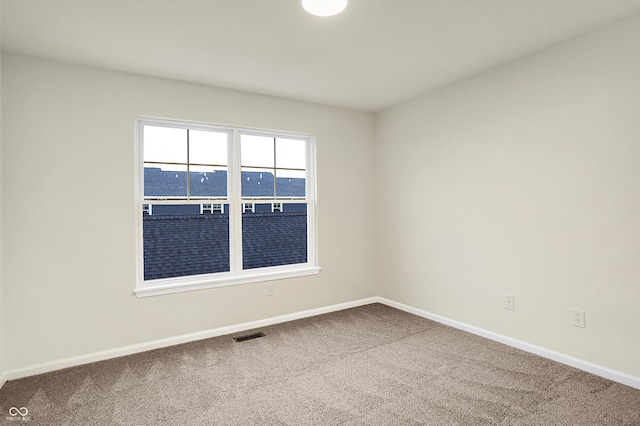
[504,294,514,311]
[572,309,585,328]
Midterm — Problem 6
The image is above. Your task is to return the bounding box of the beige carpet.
[1,303,639,425]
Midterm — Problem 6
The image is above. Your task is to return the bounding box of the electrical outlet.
[572,309,585,328]
[504,294,514,311]
[266,283,274,296]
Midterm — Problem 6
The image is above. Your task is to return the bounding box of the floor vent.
[233,332,265,342]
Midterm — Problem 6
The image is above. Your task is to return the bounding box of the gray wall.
[3,10,640,383]
[0,3,5,385]
[2,54,376,370]
[375,13,640,378]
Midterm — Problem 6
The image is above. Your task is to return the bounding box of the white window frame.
[200,203,223,214]
[134,117,320,297]
[272,202,283,213]
[242,202,255,213]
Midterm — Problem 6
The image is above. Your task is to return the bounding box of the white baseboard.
[376,297,640,391]
[2,296,639,392]
[1,297,378,384]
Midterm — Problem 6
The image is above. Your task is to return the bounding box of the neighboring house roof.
[142,167,308,281]
[143,214,230,280]
[144,167,305,198]
[143,212,307,280]
[242,212,308,270]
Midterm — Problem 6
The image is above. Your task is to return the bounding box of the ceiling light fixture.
[302,0,348,17]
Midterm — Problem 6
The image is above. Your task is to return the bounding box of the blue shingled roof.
[144,167,305,198]
[242,212,308,270]
[143,214,230,280]
[143,211,308,280]
[143,167,308,280]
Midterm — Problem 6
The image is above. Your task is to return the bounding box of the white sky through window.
[144,126,305,172]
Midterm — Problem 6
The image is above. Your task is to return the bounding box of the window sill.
[134,266,321,298]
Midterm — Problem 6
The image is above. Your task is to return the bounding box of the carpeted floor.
[1,303,639,425]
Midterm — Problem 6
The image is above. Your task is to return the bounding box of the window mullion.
[186,129,191,199]
[137,118,317,294]
[231,130,243,274]
[273,137,277,198]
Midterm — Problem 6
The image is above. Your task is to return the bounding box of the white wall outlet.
[504,294,514,311]
[266,283,274,296]
[572,309,585,328]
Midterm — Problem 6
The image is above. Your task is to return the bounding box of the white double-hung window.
[134,117,319,297]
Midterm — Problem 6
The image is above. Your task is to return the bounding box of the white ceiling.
[3,0,640,112]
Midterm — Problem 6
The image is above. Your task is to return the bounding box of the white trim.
[135,118,318,294]
[376,297,640,391]
[242,202,255,213]
[1,297,377,383]
[200,203,224,214]
[240,198,306,203]
[3,296,637,391]
[134,120,144,291]
[302,134,319,268]
[230,129,242,275]
[135,266,321,298]
[142,198,230,204]
[201,203,212,214]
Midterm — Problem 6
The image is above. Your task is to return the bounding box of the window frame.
[212,203,223,214]
[134,117,320,297]
[200,203,223,214]
[242,202,255,213]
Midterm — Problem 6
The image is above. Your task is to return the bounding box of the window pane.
[241,134,274,168]
[241,167,275,198]
[189,166,227,198]
[143,204,230,280]
[143,125,187,164]
[276,169,306,198]
[189,130,227,166]
[282,203,307,213]
[242,204,307,270]
[144,164,188,197]
[276,138,305,169]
